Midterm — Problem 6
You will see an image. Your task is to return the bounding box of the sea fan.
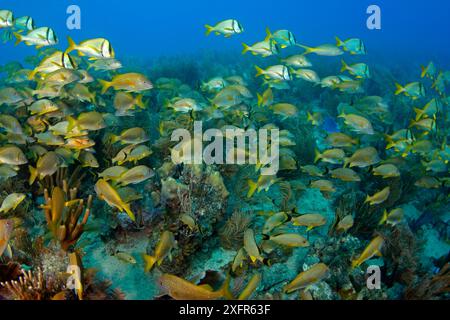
[219,211,252,250]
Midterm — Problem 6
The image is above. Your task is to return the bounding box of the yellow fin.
[66,36,77,53]
[98,79,111,94]
[255,65,264,77]
[394,83,404,95]
[242,43,251,54]
[247,179,258,198]
[142,254,157,272]
[204,24,214,36]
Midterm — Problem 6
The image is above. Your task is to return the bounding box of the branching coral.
[0,262,22,285]
[0,268,47,300]
[0,264,126,300]
[42,181,92,251]
[404,263,450,300]
[39,166,86,194]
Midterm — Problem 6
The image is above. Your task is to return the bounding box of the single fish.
[205,19,244,37]
[0,219,14,257]
[352,236,384,268]
[99,73,153,94]
[255,65,291,81]
[379,208,404,226]
[263,233,309,247]
[365,187,390,205]
[291,214,326,231]
[335,37,366,55]
[284,263,330,293]
[0,193,26,214]
[243,229,265,264]
[14,27,58,48]
[94,179,135,221]
[158,273,232,300]
[0,146,28,166]
[29,151,62,184]
[299,44,343,56]
[116,165,154,186]
[66,36,115,60]
[238,273,262,300]
[395,82,425,99]
[143,231,176,272]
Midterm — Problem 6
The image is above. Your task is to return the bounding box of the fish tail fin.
[379,210,388,225]
[420,65,427,78]
[264,27,272,41]
[13,32,22,46]
[255,65,264,77]
[66,36,77,53]
[122,202,136,222]
[110,134,119,144]
[340,59,349,72]
[98,79,111,94]
[314,149,321,163]
[29,166,37,185]
[298,44,313,55]
[219,273,234,300]
[394,83,404,95]
[364,195,370,204]
[247,179,258,198]
[28,68,38,80]
[242,43,251,54]
[158,122,165,136]
[67,116,77,132]
[205,24,214,36]
[385,141,396,150]
[90,91,97,104]
[413,107,424,121]
[335,36,344,47]
[343,157,350,168]
[257,93,263,107]
[135,94,145,109]
[142,254,157,272]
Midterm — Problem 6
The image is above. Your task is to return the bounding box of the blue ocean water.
[1,0,450,66]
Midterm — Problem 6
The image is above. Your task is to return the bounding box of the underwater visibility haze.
[0,0,449,301]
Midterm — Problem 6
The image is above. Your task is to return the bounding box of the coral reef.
[42,182,92,251]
